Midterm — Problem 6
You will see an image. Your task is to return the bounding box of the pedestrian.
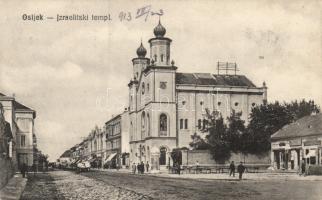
[177,163,181,175]
[301,159,306,176]
[137,162,141,174]
[132,162,136,174]
[237,162,246,180]
[146,161,150,173]
[141,161,145,174]
[229,161,235,177]
[195,160,200,174]
[21,163,27,178]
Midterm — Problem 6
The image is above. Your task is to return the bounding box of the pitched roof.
[14,101,34,111]
[175,73,256,87]
[0,93,6,97]
[271,113,322,140]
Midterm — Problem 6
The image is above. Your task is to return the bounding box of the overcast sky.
[0,0,321,161]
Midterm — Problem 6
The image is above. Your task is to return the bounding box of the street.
[21,170,322,200]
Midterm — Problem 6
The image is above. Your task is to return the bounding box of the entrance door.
[159,147,166,165]
[18,153,28,169]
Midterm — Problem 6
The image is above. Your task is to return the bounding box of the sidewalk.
[92,168,322,181]
[0,173,27,200]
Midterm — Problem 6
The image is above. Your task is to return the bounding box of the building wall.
[177,89,264,148]
[121,111,130,153]
[181,150,270,166]
[271,135,322,170]
[15,112,34,167]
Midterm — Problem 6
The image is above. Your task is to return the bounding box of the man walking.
[141,161,145,174]
[21,163,28,178]
[229,161,235,177]
[237,162,246,180]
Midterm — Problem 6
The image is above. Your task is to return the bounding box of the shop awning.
[88,157,96,163]
[71,158,80,164]
[105,153,117,163]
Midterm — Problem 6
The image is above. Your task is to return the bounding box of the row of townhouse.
[0,92,38,188]
[61,110,130,169]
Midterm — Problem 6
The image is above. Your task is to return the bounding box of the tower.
[132,42,150,80]
[148,20,172,66]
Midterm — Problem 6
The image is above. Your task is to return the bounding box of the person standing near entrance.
[132,162,136,174]
[229,161,235,177]
[301,159,306,176]
[237,162,245,180]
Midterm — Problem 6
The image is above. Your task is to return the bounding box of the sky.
[0,0,321,162]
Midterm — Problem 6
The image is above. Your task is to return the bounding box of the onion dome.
[136,42,147,58]
[153,20,166,38]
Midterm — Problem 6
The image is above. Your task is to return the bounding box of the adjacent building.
[14,101,36,169]
[271,113,322,171]
[0,93,37,170]
[103,110,130,168]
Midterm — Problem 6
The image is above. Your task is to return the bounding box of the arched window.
[198,119,202,129]
[130,122,133,141]
[161,54,164,62]
[184,119,188,129]
[159,113,167,136]
[147,113,150,136]
[154,55,157,62]
[141,112,146,139]
[180,119,183,129]
[142,82,145,94]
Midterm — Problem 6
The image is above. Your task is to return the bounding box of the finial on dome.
[153,19,166,38]
[136,41,147,58]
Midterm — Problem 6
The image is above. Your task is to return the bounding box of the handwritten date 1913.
[119,5,163,22]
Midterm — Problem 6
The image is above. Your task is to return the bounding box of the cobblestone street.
[21,170,150,200]
[20,170,322,200]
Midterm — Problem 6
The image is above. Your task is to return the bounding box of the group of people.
[229,161,246,180]
[132,161,150,174]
